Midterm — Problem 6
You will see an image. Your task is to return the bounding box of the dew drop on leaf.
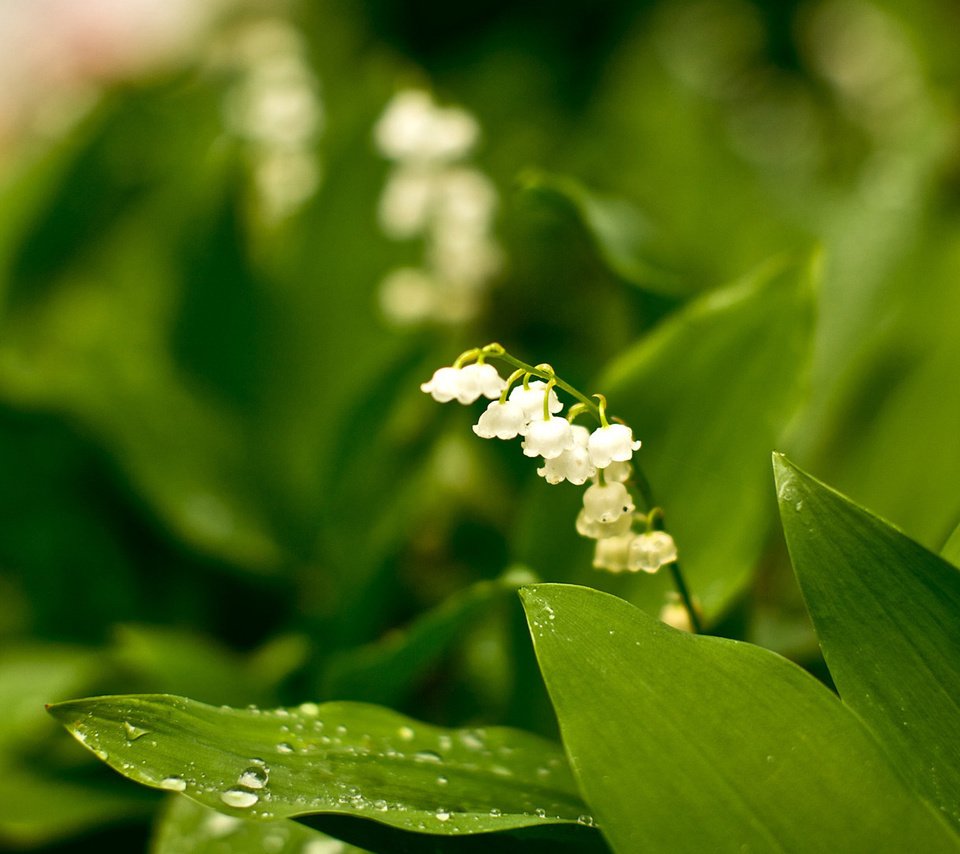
[123,721,149,741]
[160,776,187,792]
[221,789,259,808]
[238,765,269,789]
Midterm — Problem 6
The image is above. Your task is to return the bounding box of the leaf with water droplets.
[152,794,369,854]
[522,583,958,852]
[774,454,960,833]
[48,694,601,851]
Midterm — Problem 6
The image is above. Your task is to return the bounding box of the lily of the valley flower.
[582,481,635,524]
[628,530,678,573]
[420,363,504,404]
[588,423,642,469]
[473,399,527,439]
[537,425,596,485]
[521,416,575,460]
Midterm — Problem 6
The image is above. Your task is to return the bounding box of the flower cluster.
[216,17,324,223]
[374,89,502,326]
[421,346,679,576]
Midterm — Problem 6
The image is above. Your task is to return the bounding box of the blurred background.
[1,0,958,849]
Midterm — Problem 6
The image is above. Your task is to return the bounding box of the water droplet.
[299,702,320,716]
[276,742,295,754]
[460,730,484,750]
[160,776,187,792]
[536,766,550,778]
[397,725,415,741]
[238,765,269,789]
[489,808,502,818]
[335,725,347,736]
[373,799,389,812]
[436,775,449,786]
[437,735,452,751]
[413,750,442,763]
[577,814,595,826]
[534,808,547,818]
[435,809,450,822]
[221,789,259,808]
[123,721,149,741]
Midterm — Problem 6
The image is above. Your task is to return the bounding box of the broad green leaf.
[152,794,369,854]
[599,252,817,619]
[49,695,596,843]
[774,454,960,831]
[518,171,688,296]
[942,520,960,567]
[323,570,535,707]
[521,583,957,853]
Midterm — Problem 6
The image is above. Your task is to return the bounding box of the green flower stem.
[482,345,599,417]
[482,342,702,633]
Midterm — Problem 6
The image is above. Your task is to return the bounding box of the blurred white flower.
[375,88,500,326]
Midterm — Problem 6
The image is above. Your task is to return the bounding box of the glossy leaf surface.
[775,454,960,831]
[521,583,957,853]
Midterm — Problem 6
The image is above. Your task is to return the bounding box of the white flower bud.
[588,423,641,468]
[602,460,633,483]
[659,594,693,632]
[628,531,678,573]
[522,416,574,460]
[508,381,562,423]
[576,508,633,539]
[582,481,635,524]
[473,400,526,439]
[592,534,635,572]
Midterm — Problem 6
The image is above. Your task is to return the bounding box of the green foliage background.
[1,0,958,850]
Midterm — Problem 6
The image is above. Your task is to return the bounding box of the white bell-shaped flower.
[588,423,641,468]
[592,534,634,572]
[628,530,678,573]
[420,363,503,404]
[473,400,526,439]
[602,460,633,483]
[459,362,505,400]
[536,426,596,484]
[521,416,574,460]
[508,381,562,423]
[420,366,462,402]
[582,481,635,524]
[576,508,633,540]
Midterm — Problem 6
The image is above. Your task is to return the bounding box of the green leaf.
[600,252,817,619]
[48,695,596,843]
[942,520,960,567]
[774,454,960,831]
[521,583,957,853]
[152,794,369,854]
[518,171,688,296]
